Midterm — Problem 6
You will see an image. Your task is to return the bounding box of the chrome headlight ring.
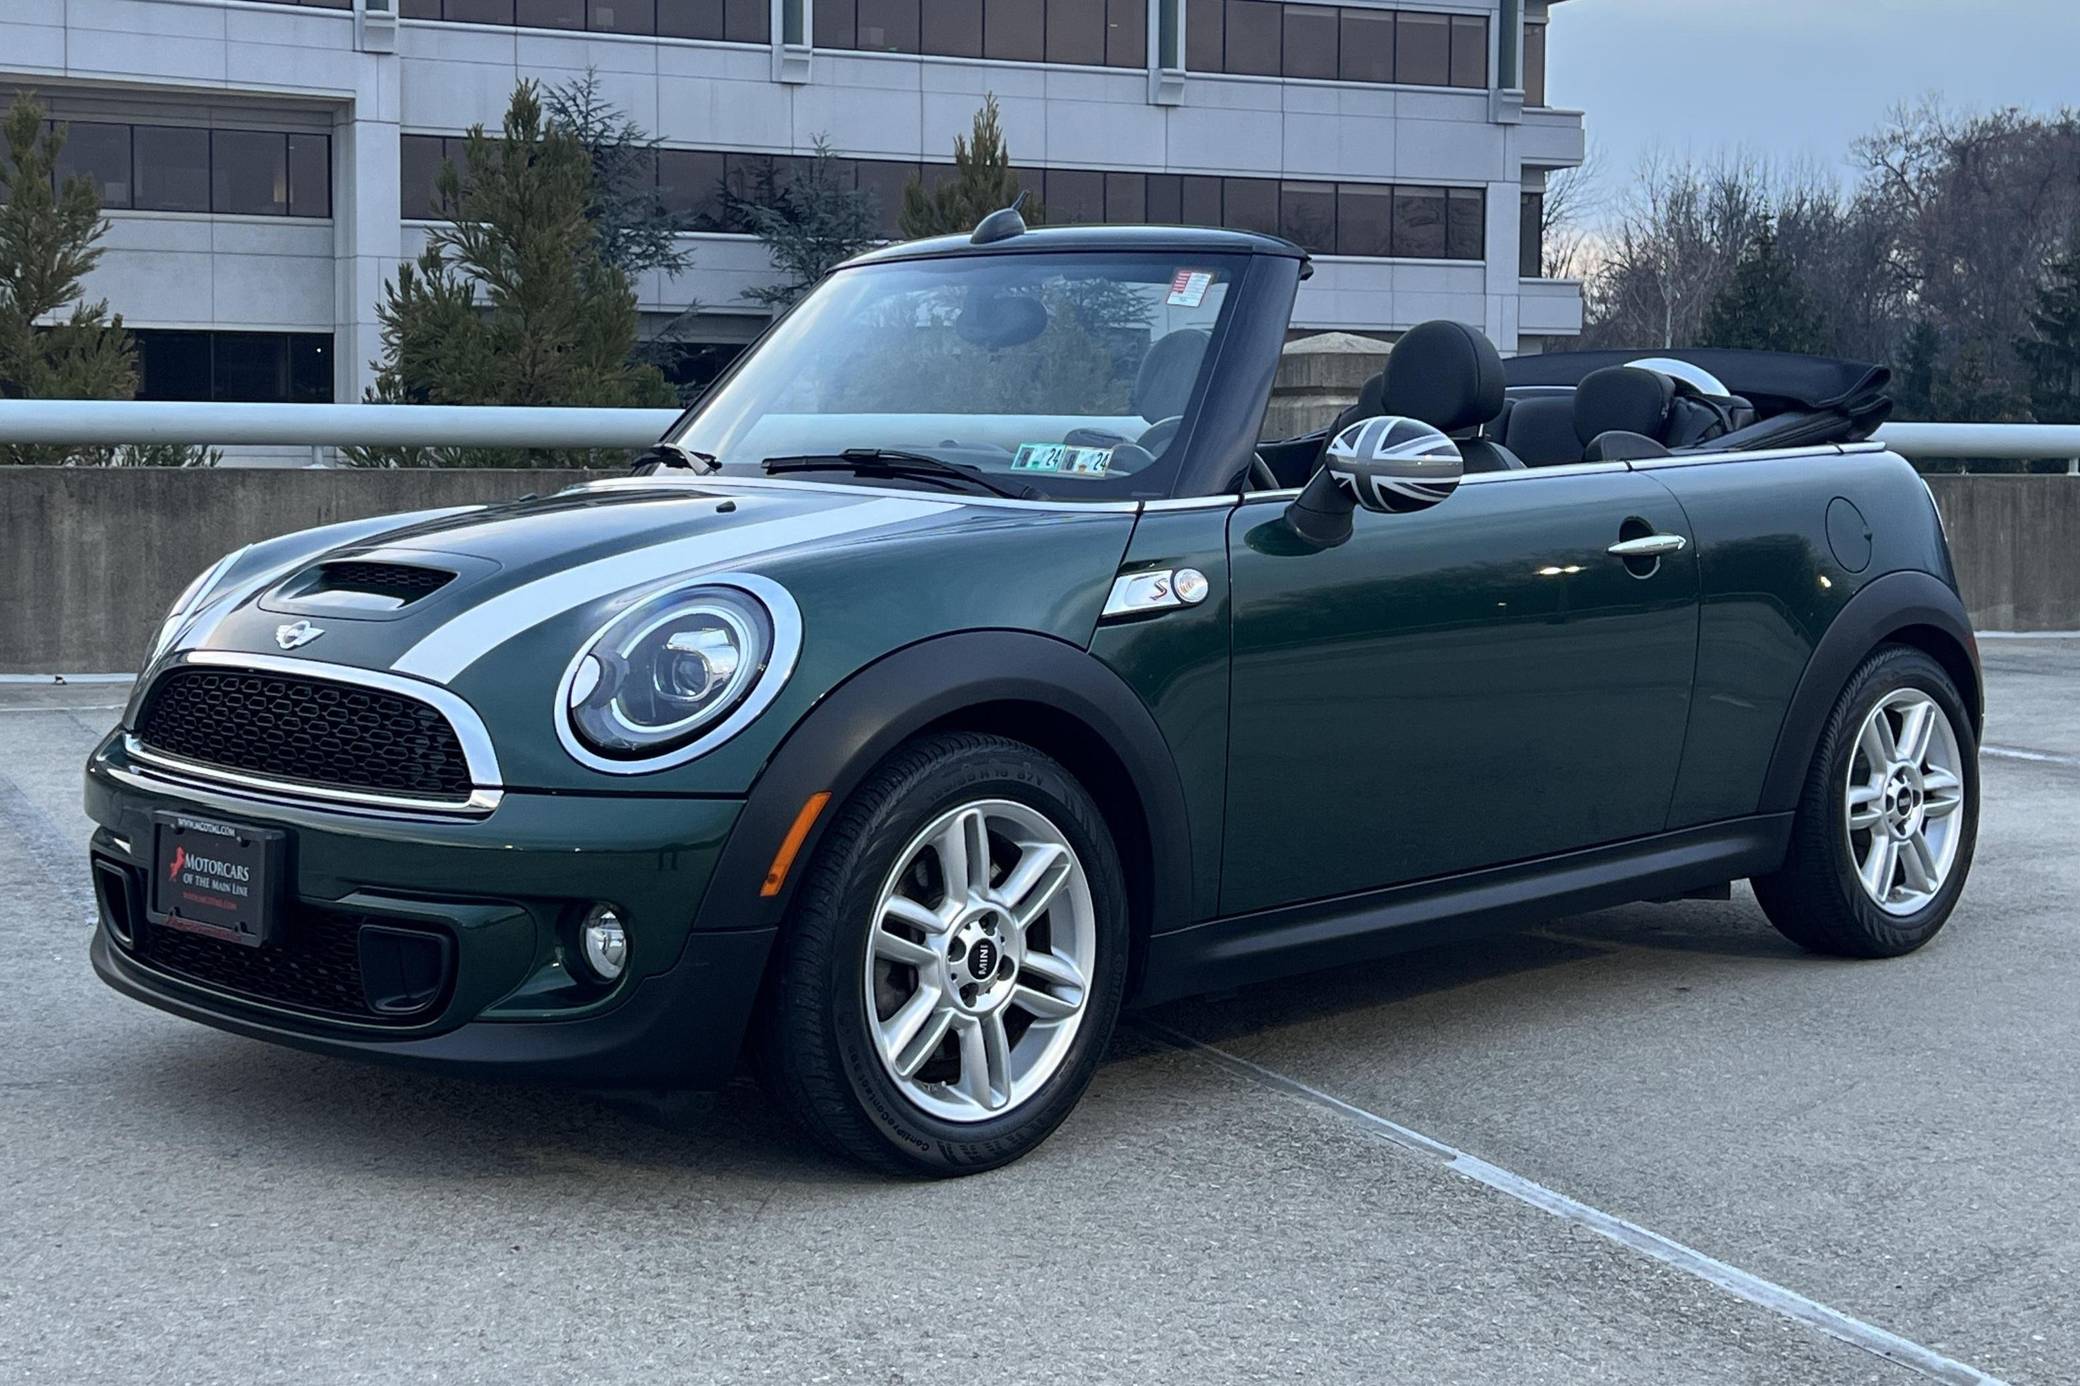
[553,572,803,774]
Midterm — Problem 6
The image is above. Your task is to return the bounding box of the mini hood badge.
[275,620,325,651]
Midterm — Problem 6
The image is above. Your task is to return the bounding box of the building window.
[212,130,291,216]
[132,126,211,213]
[1520,190,1543,278]
[1108,0,1147,67]
[53,122,132,209]
[1335,6,1391,81]
[400,134,1488,261]
[1281,4,1338,80]
[39,120,328,219]
[1277,180,1334,253]
[1335,181,1392,257]
[134,330,335,404]
[1445,186,1484,261]
[1392,184,1446,258]
[1185,4,1487,87]
[1222,0,1282,76]
[1523,20,1547,106]
[810,0,1145,65]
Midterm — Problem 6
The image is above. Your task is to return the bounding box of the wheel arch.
[691,630,1194,996]
[1759,569,1983,815]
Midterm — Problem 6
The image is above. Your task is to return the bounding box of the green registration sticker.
[1013,443,1113,476]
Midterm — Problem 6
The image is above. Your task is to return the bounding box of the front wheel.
[756,732,1129,1175]
[1753,645,1979,958]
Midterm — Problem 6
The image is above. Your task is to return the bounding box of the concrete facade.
[2,0,1586,413]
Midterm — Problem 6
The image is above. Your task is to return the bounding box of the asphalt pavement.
[2,642,2075,1385]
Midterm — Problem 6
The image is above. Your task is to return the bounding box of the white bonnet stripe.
[390,495,952,684]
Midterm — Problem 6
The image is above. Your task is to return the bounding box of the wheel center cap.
[969,937,999,981]
[945,907,1017,1008]
[1881,771,1923,838]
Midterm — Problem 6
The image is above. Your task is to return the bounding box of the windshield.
[669,252,1243,501]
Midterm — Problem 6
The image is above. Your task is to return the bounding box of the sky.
[1549,0,2080,221]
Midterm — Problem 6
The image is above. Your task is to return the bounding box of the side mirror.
[1284,416,1463,549]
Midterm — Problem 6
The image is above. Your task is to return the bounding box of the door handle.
[1607,534,1688,559]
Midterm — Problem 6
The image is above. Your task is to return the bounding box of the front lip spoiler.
[91,927,778,1090]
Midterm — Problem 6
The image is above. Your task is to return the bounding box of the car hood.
[144,477,1141,794]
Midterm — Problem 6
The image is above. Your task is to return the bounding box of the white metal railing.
[0,400,2075,466]
[0,401,681,449]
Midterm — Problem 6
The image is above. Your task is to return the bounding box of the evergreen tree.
[543,69,702,394]
[734,137,881,311]
[1935,337,2027,425]
[543,69,691,280]
[899,95,1044,239]
[2018,230,2080,424]
[1892,318,1942,421]
[356,82,675,468]
[0,92,212,467]
[1700,222,1828,355]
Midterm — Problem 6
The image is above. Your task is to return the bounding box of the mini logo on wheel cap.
[275,620,324,650]
[969,938,999,980]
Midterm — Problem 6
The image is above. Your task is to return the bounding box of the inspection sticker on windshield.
[1013,443,1113,476]
[1167,269,1214,308]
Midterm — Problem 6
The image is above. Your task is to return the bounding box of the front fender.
[1758,568,1982,815]
[689,630,1195,940]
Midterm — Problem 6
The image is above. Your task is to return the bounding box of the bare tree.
[1535,148,1601,281]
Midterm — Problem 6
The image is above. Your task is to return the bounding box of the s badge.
[275,620,325,651]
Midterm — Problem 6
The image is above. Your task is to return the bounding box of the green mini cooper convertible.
[87,214,1981,1174]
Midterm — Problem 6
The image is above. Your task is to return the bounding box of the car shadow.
[1134,896,1809,1049]
[108,899,1802,1183]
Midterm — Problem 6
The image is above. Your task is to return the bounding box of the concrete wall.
[1924,476,2080,634]
[0,466,592,675]
[3,466,2071,676]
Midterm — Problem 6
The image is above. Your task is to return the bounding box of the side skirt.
[1134,815,1792,1006]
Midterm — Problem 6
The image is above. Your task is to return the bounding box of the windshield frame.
[661,248,1264,503]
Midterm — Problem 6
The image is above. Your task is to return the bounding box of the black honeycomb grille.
[311,561,454,604]
[134,911,443,1025]
[137,668,472,800]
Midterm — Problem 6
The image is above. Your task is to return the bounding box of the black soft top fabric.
[1503,348,1890,419]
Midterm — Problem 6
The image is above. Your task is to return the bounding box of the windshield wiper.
[761,448,1036,501]
[632,442,719,475]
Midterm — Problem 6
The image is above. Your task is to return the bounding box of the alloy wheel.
[1844,689,1966,916]
[863,799,1096,1122]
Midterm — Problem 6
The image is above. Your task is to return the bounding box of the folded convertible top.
[1503,348,1893,438]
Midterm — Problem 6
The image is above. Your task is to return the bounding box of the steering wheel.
[1249,455,1280,492]
[1137,415,1185,457]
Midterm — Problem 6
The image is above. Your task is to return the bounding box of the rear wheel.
[1753,645,1978,958]
[756,732,1128,1175]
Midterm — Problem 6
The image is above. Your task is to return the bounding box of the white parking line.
[1984,745,2080,768]
[0,704,124,715]
[1146,1023,2009,1386]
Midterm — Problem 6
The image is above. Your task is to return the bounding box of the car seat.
[1311,321,1524,477]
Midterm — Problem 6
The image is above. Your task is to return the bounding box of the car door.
[1218,464,1699,917]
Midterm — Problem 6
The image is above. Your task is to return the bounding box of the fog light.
[580,905,627,982]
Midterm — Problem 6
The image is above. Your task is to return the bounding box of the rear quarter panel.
[1653,447,1954,827]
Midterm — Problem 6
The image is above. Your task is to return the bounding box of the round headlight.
[563,583,782,762]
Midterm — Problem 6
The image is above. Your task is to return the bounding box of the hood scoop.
[261,548,497,622]
[297,560,455,611]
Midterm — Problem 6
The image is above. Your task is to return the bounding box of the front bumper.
[85,735,774,1089]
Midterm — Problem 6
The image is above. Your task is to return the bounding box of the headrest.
[1575,366,1675,446]
[1381,320,1506,434]
[1133,328,1211,422]
[1502,395,1581,466]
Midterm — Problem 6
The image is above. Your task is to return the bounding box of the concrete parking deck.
[2,643,2074,1385]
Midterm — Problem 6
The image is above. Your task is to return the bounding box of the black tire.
[1752,644,1979,958]
[755,731,1130,1175]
